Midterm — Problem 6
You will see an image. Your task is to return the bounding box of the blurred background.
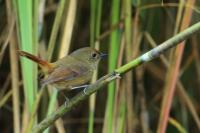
[0,0,200,132]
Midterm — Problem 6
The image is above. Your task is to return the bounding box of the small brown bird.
[18,47,106,90]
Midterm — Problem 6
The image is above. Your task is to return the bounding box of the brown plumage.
[18,47,106,90]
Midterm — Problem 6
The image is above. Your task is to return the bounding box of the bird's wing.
[41,65,89,86]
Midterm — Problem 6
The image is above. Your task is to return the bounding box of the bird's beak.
[100,53,107,58]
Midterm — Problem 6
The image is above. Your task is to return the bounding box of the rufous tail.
[18,50,53,71]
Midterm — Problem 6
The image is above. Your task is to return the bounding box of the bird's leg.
[70,85,89,90]
[83,85,90,94]
[106,71,121,82]
[83,72,121,94]
[60,91,70,107]
[70,85,89,95]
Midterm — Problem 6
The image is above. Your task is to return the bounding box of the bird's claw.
[106,71,121,82]
[60,92,70,107]
[83,86,89,94]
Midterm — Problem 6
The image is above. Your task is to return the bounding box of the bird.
[18,47,107,90]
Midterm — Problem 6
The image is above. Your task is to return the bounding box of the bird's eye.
[91,52,97,58]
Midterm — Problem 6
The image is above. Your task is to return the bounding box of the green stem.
[116,21,200,73]
[104,0,120,132]
[88,0,103,133]
[47,0,65,61]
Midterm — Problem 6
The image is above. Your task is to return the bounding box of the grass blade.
[16,0,37,113]
[103,0,120,132]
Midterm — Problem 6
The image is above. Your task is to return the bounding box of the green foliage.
[16,0,37,112]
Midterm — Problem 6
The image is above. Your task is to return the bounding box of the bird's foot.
[70,85,89,95]
[70,85,89,90]
[83,86,90,94]
[60,92,70,107]
[64,96,70,107]
[106,71,121,82]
